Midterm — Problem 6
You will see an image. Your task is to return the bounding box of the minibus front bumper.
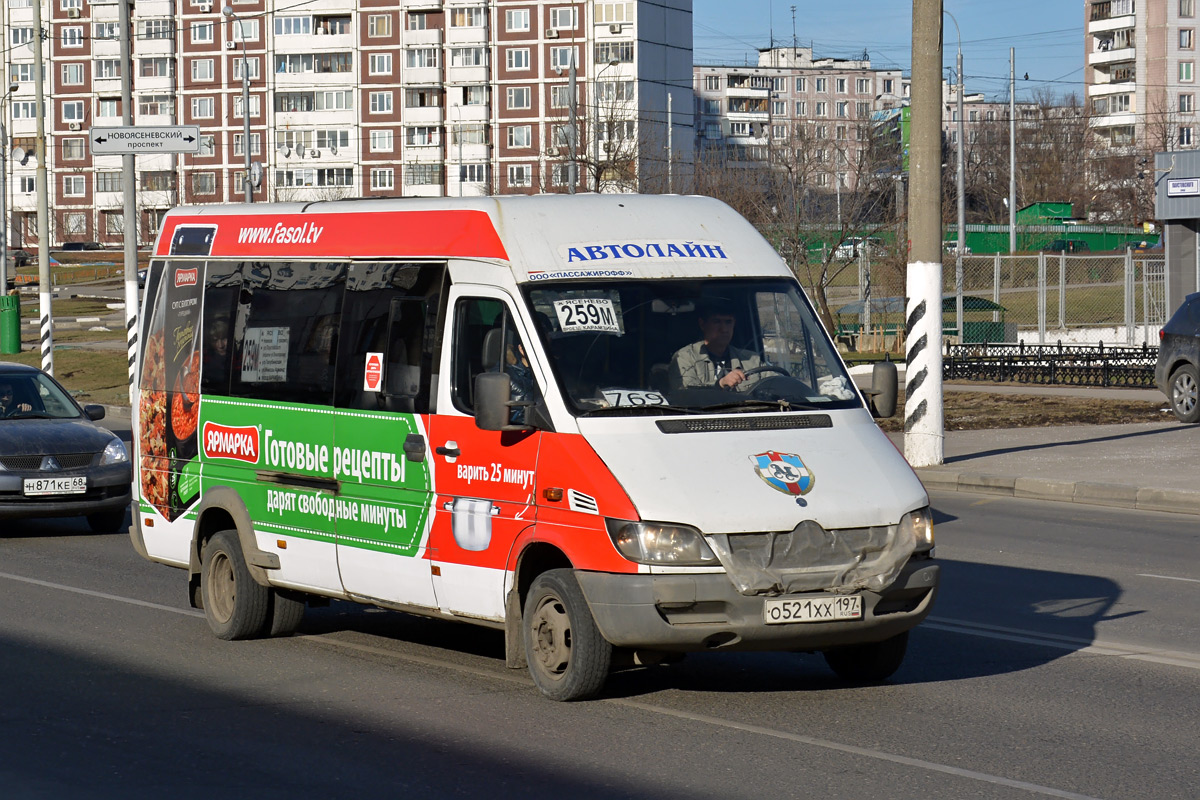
[574,559,938,652]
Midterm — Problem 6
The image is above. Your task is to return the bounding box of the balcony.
[1089,46,1135,66]
[402,66,441,85]
[404,28,442,47]
[404,105,444,125]
[1089,1,1135,24]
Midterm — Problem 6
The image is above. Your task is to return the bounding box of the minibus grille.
[656,414,831,434]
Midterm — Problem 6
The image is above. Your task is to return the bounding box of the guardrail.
[943,341,1158,388]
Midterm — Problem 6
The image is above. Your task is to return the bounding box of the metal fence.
[946,253,1166,346]
[944,341,1158,388]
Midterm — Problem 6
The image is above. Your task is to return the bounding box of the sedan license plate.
[23,476,87,496]
[763,595,862,625]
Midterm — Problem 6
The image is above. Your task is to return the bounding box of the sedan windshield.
[0,372,83,420]
[524,279,861,416]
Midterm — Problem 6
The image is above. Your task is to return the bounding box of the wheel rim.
[529,595,572,679]
[207,550,236,624]
[1174,373,1198,415]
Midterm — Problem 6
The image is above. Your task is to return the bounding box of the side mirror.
[474,372,535,432]
[84,404,105,421]
[867,359,898,418]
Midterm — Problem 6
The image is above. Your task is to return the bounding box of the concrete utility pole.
[567,51,577,194]
[1009,47,1016,253]
[121,0,139,401]
[904,0,945,467]
[32,0,52,375]
[224,6,253,202]
[946,10,965,342]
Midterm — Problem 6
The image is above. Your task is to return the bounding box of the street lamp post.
[591,59,619,192]
[946,10,966,343]
[0,82,19,297]
[223,6,253,203]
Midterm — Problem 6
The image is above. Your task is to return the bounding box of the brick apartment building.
[2,0,692,248]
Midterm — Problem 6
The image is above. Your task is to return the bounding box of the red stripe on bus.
[154,210,508,260]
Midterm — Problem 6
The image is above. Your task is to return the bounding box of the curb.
[916,469,1200,516]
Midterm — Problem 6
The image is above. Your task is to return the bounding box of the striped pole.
[38,290,52,375]
[904,266,944,465]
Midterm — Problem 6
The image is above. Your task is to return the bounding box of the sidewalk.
[890,422,1200,516]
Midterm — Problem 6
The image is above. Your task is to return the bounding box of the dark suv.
[1155,293,1200,423]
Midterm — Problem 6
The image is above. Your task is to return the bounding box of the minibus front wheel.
[201,530,271,640]
[523,569,612,701]
[822,631,909,684]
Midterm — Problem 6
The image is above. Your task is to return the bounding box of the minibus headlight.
[605,519,719,566]
[100,437,130,465]
[899,506,934,553]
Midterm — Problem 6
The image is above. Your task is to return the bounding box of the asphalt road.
[0,492,1196,799]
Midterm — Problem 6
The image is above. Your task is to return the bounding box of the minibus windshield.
[524,279,862,416]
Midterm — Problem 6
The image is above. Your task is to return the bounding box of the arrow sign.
[89,125,202,155]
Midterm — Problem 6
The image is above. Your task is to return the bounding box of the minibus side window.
[335,262,446,413]
[450,297,539,420]
[200,261,243,396]
[228,261,346,406]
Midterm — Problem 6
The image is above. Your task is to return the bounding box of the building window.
[1182,94,1195,113]
[370,129,394,152]
[1183,62,1195,82]
[836,101,849,118]
[192,172,216,195]
[200,135,215,156]
[507,86,531,110]
[191,97,215,118]
[370,91,393,113]
[63,26,83,48]
[404,88,440,108]
[138,20,174,40]
[450,7,485,27]
[795,101,807,116]
[836,78,847,93]
[795,77,806,92]
[274,16,312,36]
[96,172,121,192]
[96,98,118,117]
[405,127,437,146]
[233,95,260,118]
[856,78,871,93]
[94,22,119,40]
[62,100,85,122]
[1181,126,1194,146]
[316,130,350,150]
[705,75,720,91]
[506,9,530,32]
[507,48,530,71]
[406,49,439,69]
[508,124,532,148]
[462,85,488,105]
[1184,0,1196,18]
[596,2,634,24]
[19,177,34,194]
[191,59,214,81]
[231,19,259,41]
[191,21,214,44]
[233,58,260,80]
[371,168,395,191]
[61,63,84,86]
[1184,29,1196,50]
[507,164,532,188]
[63,176,86,197]
[105,212,123,236]
[771,100,785,115]
[884,78,895,94]
[815,101,827,117]
[65,213,87,234]
[595,42,634,63]
[551,47,577,71]
[62,138,86,159]
[407,12,428,30]
[550,7,578,29]
[367,14,391,38]
[94,60,121,79]
[232,133,262,156]
[140,58,175,78]
[460,163,487,183]
[857,101,870,117]
[369,53,393,75]
[815,78,827,92]
[450,47,486,67]
[139,95,174,116]
[405,164,441,186]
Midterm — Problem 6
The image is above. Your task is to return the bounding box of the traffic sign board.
[363,352,383,392]
[90,126,202,155]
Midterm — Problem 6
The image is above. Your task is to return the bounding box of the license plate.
[763,595,862,625]
[23,476,87,496]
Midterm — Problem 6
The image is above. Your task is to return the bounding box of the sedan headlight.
[99,437,129,465]
[899,506,934,553]
[605,519,719,566]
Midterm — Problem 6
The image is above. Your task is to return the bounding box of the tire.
[823,631,909,684]
[200,530,270,640]
[267,589,306,637]
[522,569,612,701]
[1168,364,1200,424]
[86,508,127,534]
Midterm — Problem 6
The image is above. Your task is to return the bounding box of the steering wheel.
[741,365,790,378]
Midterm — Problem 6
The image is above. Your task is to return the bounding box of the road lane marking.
[0,571,204,618]
[1137,573,1200,584]
[0,571,1158,799]
[926,616,1200,670]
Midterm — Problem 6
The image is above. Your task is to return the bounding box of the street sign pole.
[120,0,138,405]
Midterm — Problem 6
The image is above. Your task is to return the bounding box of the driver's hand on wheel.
[718,368,746,389]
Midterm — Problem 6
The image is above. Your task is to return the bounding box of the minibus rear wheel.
[822,631,909,684]
[523,569,612,701]
[201,530,271,640]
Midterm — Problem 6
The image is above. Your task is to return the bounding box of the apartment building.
[1086,0,1199,151]
[693,46,905,191]
[1,0,692,249]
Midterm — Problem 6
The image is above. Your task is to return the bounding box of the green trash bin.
[0,293,20,354]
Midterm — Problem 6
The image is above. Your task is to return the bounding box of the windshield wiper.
[578,404,704,417]
[7,411,58,420]
[698,399,823,413]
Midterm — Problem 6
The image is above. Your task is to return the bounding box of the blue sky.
[693,0,1085,102]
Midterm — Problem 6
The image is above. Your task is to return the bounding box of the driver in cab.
[668,301,762,391]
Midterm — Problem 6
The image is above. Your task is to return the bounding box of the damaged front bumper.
[575,557,939,653]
